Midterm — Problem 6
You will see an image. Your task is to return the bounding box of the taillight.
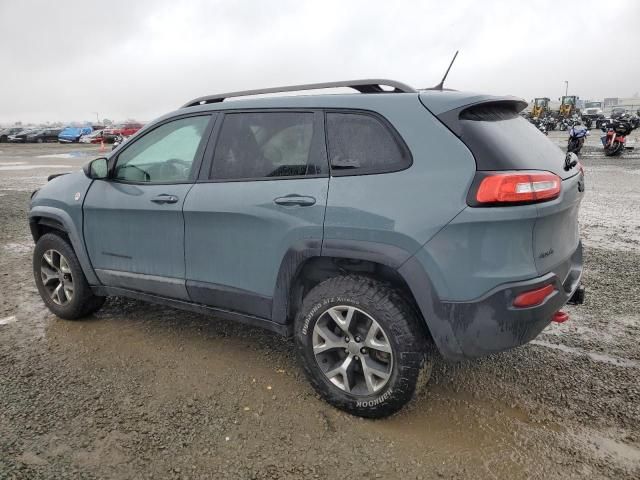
[513,284,556,308]
[471,171,561,205]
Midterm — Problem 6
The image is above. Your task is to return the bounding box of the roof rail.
[181,79,416,108]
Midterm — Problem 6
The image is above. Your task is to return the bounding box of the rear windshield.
[455,103,574,179]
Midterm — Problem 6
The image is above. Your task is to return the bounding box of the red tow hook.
[552,311,569,323]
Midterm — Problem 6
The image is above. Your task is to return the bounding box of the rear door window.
[325,112,411,176]
[210,112,326,180]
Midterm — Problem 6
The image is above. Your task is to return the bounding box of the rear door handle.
[151,194,179,204]
[274,194,316,207]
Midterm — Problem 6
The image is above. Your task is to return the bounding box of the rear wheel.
[605,141,624,157]
[33,233,105,319]
[295,275,429,418]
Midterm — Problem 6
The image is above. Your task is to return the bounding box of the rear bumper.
[411,242,583,360]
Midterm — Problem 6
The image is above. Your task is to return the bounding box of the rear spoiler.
[436,98,528,137]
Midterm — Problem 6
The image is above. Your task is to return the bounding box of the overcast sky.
[1,0,639,124]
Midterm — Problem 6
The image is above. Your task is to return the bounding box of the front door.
[183,111,328,320]
[84,114,214,299]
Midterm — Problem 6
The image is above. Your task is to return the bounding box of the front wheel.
[33,233,105,319]
[295,276,429,418]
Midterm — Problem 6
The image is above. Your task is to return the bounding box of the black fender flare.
[28,206,100,285]
[271,239,464,360]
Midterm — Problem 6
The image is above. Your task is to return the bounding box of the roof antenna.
[432,50,459,90]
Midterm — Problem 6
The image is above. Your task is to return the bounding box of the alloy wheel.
[40,249,74,306]
[312,305,393,395]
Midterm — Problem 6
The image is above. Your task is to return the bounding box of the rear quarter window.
[325,112,411,176]
[451,102,573,179]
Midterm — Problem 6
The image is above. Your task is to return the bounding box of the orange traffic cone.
[100,139,105,152]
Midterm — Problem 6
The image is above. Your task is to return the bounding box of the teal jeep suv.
[29,79,585,417]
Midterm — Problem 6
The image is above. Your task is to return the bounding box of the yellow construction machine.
[532,97,550,118]
[559,96,579,118]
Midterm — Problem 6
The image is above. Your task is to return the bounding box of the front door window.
[115,116,210,183]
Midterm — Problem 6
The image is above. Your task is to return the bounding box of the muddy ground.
[0,132,639,479]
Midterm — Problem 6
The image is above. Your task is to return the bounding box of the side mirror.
[83,157,109,179]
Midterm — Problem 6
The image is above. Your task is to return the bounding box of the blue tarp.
[58,126,93,142]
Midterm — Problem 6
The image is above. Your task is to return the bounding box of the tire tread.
[294,275,427,418]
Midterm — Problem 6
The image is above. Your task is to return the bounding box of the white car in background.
[79,130,105,144]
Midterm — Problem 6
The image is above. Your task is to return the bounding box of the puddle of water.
[592,436,640,464]
[359,387,565,477]
[0,315,17,325]
[0,164,72,171]
[531,340,639,368]
[36,152,93,159]
[576,430,640,466]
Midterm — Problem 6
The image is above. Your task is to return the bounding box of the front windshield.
[562,97,576,105]
[585,102,601,108]
[535,99,547,106]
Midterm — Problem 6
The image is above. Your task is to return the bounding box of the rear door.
[183,110,328,320]
[84,114,214,299]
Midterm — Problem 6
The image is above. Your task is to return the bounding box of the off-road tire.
[294,275,428,418]
[33,233,105,319]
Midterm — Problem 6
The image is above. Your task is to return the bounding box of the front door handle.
[151,194,179,204]
[274,195,316,207]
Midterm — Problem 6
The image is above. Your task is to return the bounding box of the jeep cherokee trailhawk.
[29,79,585,417]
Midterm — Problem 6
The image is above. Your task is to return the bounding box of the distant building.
[604,98,618,108]
[603,97,640,114]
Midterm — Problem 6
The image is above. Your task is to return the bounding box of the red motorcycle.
[600,119,634,156]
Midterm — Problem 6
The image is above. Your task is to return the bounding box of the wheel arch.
[272,239,464,359]
[29,207,100,285]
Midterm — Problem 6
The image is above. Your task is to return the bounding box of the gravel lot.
[1,133,639,479]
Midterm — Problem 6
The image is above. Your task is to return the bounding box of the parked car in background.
[26,128,63,143]
[103,122,143,142]
[58,126,93,143]
[8,128,38,143]
[79,129,105,144]
[0,127,26,142]
[611,107,627,118]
